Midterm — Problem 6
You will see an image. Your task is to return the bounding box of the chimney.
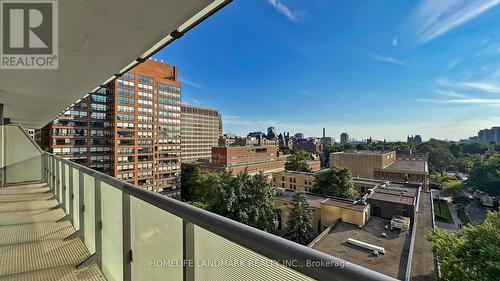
[323,128,326,138]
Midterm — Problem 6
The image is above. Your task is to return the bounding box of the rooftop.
[276,189,368,211]
[367,192,415,205]
[382,159,428,174]
[332,151,395,156]
[312,217,411,279]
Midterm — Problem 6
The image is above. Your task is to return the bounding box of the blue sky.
[155,0,500,141]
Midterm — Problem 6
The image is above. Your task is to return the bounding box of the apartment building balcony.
[0,124,397,281]
[0,0,399,280]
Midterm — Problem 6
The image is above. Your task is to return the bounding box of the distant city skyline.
[154,0,500,141]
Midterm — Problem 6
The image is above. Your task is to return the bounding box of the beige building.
[275,190,370,236]
[181,104,222,162]
[272,170,383,194]
[273,171,316,192]
[330,151,396,178]
[330,151,429,191]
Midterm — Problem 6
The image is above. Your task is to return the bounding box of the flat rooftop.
[332,150,394,156]
[276,190,368,211]
[368,192,415,205]
[312,217,411,279]
[383,159,428,174]
[367,183,418,205]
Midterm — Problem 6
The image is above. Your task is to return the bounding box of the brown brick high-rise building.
[41,59,183,197]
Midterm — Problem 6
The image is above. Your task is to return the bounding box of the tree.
[188,170,278,233]
[427,211,500,281]
[285,150,312,172]
[312,167,359,199]
[461,143,486,155]
[181,165,202,201]
[231,172,278,232]
[468,154,500,196]
[429,147,455,176]
[285,192,315,245]
[449,143,461,157]
[356,143,370,151]
[456,157,473,174]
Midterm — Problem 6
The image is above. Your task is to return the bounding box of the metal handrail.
[46,152,397,281]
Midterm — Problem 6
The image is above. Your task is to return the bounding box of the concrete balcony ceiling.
[0,0,228,128]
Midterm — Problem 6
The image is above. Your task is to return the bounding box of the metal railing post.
[55,159,60,199]
[51,157,56,191]
[79,171,85,239]
[183,220,195,281]
[69,167,74,222]
[61,163,66,212]
[95,178,102,268]
[122,193,131,281]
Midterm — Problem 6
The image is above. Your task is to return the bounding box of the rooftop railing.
[2,124,398,281]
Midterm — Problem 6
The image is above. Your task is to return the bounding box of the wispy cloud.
[180,78,202,89]
[413,0,500,43]
[437,78,500,94]
[371,54,406,66]
[266,0,298,21]
[435,89,469,98]
[447,58,462,71]
[392,37,399,46]
[417,98,500,106]
[185,98,202,105]
[458,81,500,94]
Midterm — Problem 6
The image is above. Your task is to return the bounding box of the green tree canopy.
[312,167,359,199]
[427,211,500,281]
[187,170,278,232]
[285,150,312,172]
[181,165,202,201]
[428,147,456,176]
[285,192,315,245]
[468,154,500,195]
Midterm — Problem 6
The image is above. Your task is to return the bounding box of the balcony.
[0,124,397,281]
[0,0,398,279]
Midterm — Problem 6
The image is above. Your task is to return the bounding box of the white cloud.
[434,89,469,98]
[392,37,399,46]
[180,78,202,89]
[413,0,500,43]
[436,78,500,94]
[447,58,462,71]
[417,98,500,106]
[184,98,202,105]
[459,81,500,94]
[371,54,405,66]
[266,0,298,21]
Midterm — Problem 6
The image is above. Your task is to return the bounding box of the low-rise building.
[308,181,422,280]
[293,138,323,154]
[184,145,286,177]
[212,145,285,176]
[273,170,316,192]
[307,159,321,172]
[275,189,370,237]
[330,150,429,191]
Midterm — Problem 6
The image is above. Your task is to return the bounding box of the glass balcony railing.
[1,124,397,281]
